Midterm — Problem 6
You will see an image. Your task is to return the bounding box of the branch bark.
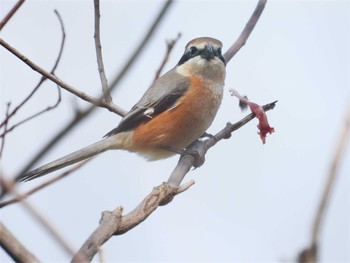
[71,180,194,263]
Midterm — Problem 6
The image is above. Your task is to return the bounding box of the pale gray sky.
[1,0,349,262]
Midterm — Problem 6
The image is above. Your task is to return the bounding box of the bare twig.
[0,86,62,138]
[0,160,89,208]
[223,0,267,63]
[93,0,112,103]
[0,176,75,256]
[153,33,181,82]
[0,221,40,263]
[72,180,195,263]
[11,0,173,184]
[0,37,126,116]
[0,103,11,158]
[298,102,350,263]
[0,10,65,134]
[0,0,26,31]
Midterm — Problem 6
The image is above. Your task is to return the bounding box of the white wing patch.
[143,107,154,118]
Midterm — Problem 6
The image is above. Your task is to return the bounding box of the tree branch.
[0,177,76,256]
[0,37,126,116]
[0,10,64,139]
[73,100,276,262]
[0,103,11,158]
[153,33,181,82]
[71,180,195,263]
[0,0,26,31]
[0,86,62,138]
[0,160,89,208]
[93,0,112,103]
[0,221,40,263]
[298,102,350,263]
[223,0,267,63]
[166,101,277,188]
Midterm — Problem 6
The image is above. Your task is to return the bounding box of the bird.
[18,37,226,182]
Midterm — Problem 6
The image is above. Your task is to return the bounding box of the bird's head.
[176,37,226,84]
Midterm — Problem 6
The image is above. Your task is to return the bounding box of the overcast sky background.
[1,0,349,262]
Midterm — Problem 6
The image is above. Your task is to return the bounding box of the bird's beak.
[200,45,215,61]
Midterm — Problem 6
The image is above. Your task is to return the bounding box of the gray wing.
[105,68,189,137]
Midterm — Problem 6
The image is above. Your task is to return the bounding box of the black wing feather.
[105,76,189,137]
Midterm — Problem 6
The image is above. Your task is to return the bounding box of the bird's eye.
[216,47,222,56]
[189,46,198,55]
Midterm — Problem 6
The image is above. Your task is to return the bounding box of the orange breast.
[131,76,222,160]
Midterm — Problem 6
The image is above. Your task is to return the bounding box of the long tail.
[18,136,117,182]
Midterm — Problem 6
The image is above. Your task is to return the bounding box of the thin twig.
[0,37,125,116]
[223,0,267,64]
[0,0,26,31]
[0,177,75,256]
[0,221,40,263]
[21,199,76,256]
[312,103,350,243]
[0,160,89,208]
[11,0,173,184]
[93,0,112,103]
[0,86,62,138]
[0,103,11,158]
[0,10,65,132]
[153,33,181,82]
[298,102,350,263]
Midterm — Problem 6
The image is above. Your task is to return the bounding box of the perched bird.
[18,37,226,182]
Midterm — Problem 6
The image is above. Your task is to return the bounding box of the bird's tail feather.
[18,137,116,182]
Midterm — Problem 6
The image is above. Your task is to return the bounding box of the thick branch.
[73,99,275,262]
[72,101,276,262]
[71,181,194,263]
